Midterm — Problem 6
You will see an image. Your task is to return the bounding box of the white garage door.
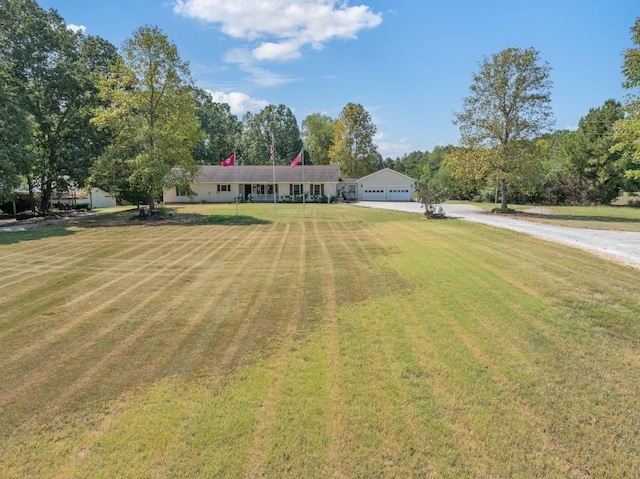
[363,185,385,201]
[388,185,411,201]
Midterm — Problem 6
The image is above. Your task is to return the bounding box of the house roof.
[356,167,416,183]
[194,165,341,184]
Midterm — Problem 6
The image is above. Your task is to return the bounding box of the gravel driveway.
[352,201,640,269]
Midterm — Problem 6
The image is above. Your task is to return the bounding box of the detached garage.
[356,168,415,202]
[363,186,385,201]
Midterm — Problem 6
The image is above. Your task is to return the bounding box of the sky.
[37,0,639,159]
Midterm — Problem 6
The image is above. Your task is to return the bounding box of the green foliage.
[238,104,302,165]
[613,17,640,180]
[329,103,379,178]
[91,26,203,210]
[561,100,630,204]
[191,88,242,164]
[301,113,336,165]
[454,47,554,209]
[0,0,118,211]
[416,178,447,218]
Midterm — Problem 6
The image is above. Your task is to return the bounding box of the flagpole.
[234,151,238,220]
[302,148,305,218]
[271,135,277,216]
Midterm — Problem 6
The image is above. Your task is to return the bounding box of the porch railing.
[249,194,276,202]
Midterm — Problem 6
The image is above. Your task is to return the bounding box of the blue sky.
[37,0,638,159]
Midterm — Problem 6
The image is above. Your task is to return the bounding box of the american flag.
[270,137,275,163]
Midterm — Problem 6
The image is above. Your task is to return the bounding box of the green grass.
[518,204,640,231]
[455,200,640,231]
[1,204,640,477]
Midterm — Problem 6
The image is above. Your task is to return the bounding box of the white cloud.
[173,0,382,62]
[67,24,86,34]
[224,48,298,87]
[207,90,269,115]
[374,132,412,158]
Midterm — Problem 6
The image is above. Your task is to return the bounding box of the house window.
[176,188,185,197]
[293,184,301,195]
[217,184,231,192]
[313,184,321,196]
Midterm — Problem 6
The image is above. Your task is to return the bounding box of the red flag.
[291,151,301,167]
[221,153,235,166]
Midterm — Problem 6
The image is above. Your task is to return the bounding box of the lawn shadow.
[200,214,272,225]
[0,224,77,245]
[521,212,640,225]
[0,210,271,244]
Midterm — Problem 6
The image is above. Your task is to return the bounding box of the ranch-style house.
[163,165,415,203]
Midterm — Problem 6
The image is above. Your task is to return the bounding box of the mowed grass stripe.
[240,220,309,477]
[370,222,587,475]
[194,221,295,377]
[49,221,285,477]
[441,222,640,399]
[42,223,269,416]
[375,219,640,475]
[1,205,640,477]
[0,240,97,285]
[63,220,310,477]
[327,221,482,476]
[347,221,496,475]
[0,223,270,433]
[0,223,206,340]
[0,224,223,363]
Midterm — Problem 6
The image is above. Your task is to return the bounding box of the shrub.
[416,179,448,219]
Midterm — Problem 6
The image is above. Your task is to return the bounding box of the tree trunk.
[147,190,155,215]
[40,180,53,213]
[27,177,36,212]
[500,178,508,210]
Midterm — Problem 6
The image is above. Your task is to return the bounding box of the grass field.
[466,201,640,232]
[1,204,640,477]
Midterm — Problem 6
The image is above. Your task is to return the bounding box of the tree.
[562,100,629,204]
[613,17,640,181]
[453,47,554,209]
[301,113,335,165]
[92,26,203,212]
[0,0,33,200]
[329,103,378,178]
[0,0,118,211]
[416,178,447,218]
[192,88,242,164]
[238,104,302,165]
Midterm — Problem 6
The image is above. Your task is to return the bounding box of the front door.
[244,184,251,200]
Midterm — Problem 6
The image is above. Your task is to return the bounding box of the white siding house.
[55,187,116,209]
[164,165,341,203]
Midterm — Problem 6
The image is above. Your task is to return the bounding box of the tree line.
[2,0,639,213]
[389,24,640,209]
[0,0,380,213]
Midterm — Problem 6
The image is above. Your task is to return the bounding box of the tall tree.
[92,26,202,212]
[192,88,241,164]
[453,47,554,209]
[301,113,335,165]
[0,0,118,211]
[0,0,33,199]
[238,104,302,165]
[613,17,640,181]
[329,103,378,178]
[563,100,629,204]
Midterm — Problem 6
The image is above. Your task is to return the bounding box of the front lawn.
[1,204,639,477]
